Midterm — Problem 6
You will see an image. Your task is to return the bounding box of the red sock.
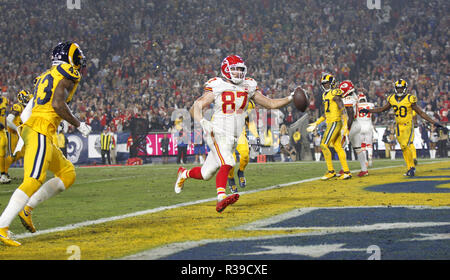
[216,165,232,194]
[187,167,203,180]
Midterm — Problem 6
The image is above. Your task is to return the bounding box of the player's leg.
[0,131,10,183]
[410,143,417,165]
[227,151,238,193]
[4,132,19,177]
[320,122,339,179]
[235,136,249,188]
[0,127,50,245]
[350,122,368,176]
[19,142,77,233]
[332,127,351,179]
[398,124,415,176]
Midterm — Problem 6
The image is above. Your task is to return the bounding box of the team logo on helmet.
[394,79,408,97]
[17,90,32,106]
[221,55,247,84]
[339,80,355,97]
[52,41,86,70]
[321,73,336,92]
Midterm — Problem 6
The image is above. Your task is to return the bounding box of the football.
[293,87,309,112]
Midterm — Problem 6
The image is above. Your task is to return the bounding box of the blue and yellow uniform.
[319,87,350,177]
[387,93,417,170]
[228,100,259,192]
[19,62,80,197]
[0,96,9,176]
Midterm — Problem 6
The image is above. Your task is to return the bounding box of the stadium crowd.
[0,0,448,155]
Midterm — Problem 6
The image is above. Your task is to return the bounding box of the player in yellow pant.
[360,79,445,176]
[308,73,351,180]
[228,100,258,193]
[0,95,10,184]
[228,134,250,193]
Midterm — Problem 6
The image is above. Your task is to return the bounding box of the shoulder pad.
[55,63,81,82]
[203,77,221,92]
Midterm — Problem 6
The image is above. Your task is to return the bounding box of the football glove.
[306,123,317,132]
[200,119,213,135]
[435,123,448,133]
[77,122,92,137]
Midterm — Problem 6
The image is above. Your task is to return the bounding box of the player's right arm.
[362,102,391,114]
[190,91,215,123]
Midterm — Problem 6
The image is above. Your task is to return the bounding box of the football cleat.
[174,167,187,194]
[216,194,240,213]
[338,172,352,180]
[18,206,36,233]
[237,170,246,188]
[358,171,369,177]
[321,171,336,180]
[0,174,11,184]
[0,227,21,247]
[228,178,238,194]
[404,167,416,177]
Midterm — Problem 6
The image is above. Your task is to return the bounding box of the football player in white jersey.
[174,55,296,213]
[356,93,376,168]
[339,81,369,177]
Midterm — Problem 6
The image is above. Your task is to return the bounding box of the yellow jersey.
[322,88,343,123]
[25,63,81,138]
[387,94,417,125]
[0,96,8,129]
[7,103,24,134]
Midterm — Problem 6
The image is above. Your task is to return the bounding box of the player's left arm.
[411,103,440,126]
[252,90,292,109]
[52,77,81,128]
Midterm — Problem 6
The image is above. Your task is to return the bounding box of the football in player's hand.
[293,87,309,112]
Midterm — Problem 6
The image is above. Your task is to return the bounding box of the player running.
[359,79,446,177]
[0,41,92,246]
[339,81,369,177]
[174,55,295,213]
[227,99,259,193]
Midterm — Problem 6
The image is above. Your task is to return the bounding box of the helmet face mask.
[394,79,407,97]
[321,74,336,92]
[18,90,31,106]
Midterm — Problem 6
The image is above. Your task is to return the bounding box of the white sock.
[390,150,396,160]
[315,153,320,161]
[430,149,435,159]
[0,189,29,228]
[357,151,368,172]
[27,177,65,209]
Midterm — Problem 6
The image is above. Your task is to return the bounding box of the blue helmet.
[51,41,86,70]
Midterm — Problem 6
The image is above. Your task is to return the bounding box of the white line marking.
[11,161,447,242]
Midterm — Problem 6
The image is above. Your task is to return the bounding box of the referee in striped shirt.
[100,127,113,165]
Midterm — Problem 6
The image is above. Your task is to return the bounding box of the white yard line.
[12,160,445,240]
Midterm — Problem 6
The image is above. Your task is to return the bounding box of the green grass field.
[1,158,447,235]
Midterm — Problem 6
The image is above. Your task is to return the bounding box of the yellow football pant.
[18,125,76,197]
[228,135,249,178]
[396,122,415,169]
[4,131,25,173]
[320,121,349,173]
[0,130,7,173]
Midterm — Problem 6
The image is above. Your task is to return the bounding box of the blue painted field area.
[162,207,450,260]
